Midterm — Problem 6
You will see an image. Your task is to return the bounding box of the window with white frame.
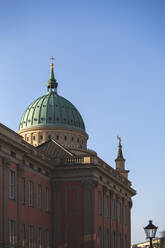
[45,230,50,248]
[112,231,116,248]
[29,225,34,248]
[9,170,15,200]
[10,220,16,246]
[38,184,42,209]
[38,227,42,248]
[98,227,102,248]
[21,224,26,247]
[124,234,127,248]
[105,229,110,248]
[45,187,50,212]
[118,232,122,248]
[29,181,34,207]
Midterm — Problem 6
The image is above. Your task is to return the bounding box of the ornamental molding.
[81,177,98,189]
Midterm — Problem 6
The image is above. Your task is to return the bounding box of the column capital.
[81,177,98,189]
[129,200,133,208]
[103,185,107,194]
[110,190,114,196]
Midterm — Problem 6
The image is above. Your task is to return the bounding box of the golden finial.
[50,56,55,70]
[117,135,121,145]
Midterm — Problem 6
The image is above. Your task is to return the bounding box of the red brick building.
[0,60,136,248]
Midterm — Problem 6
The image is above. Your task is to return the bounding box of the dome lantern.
[46,56,58,93]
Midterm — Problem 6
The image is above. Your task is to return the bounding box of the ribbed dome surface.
[19,92,85,131]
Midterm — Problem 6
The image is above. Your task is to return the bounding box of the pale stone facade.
[18,126,88,149]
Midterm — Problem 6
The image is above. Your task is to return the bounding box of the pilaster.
[128,200,133,248]
[1,157,10,248]
[82,178,98,248]
[16,164,24,248]
[110,190,114,248]
[103,185,107,248]
[53,181,61,248]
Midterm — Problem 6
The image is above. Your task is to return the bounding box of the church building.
[0,58,136,248]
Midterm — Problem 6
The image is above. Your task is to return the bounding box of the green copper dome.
[19,59,85,132]
[19,93,85,131]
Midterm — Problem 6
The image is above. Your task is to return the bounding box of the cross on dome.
[50,56,54,64]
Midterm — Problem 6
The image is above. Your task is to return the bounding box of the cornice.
[52,163,136,197]
[18,125,89,138]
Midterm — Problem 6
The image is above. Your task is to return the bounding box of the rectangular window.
[22,224,26,247]
[38,184,42,209]
[29,225,34,248]
[118,233,121,248]
[98,192,103,216]
[10,220,16,246]
[38,227,42,248]
[105,229,110,248]
[113,232,116,248]
[29,181,34,207]
[98,228,102,248]
[45,230,50,248]
[9,170,15,200]
[45,187,50,212]
[21,177,26,204]
[124,235,127,248]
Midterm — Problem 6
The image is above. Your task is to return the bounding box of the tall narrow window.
[124,235,127,248]
[29,225,34,248]
[29,181,34,207]
[105,229,110,248]
[21,224,26,247]
[98,192,103,216]
[98,227,102,248]
[38,227,42,248]
[45,187,50,212]
[9,170,15,200]
[9,220,16,246]
[21,177,26,204]
[45,230,50,248]
[38,184,42,209]
[113,232,116,248]
[118,233,121,248]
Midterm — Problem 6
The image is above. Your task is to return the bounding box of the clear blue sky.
[0,0,164,244]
